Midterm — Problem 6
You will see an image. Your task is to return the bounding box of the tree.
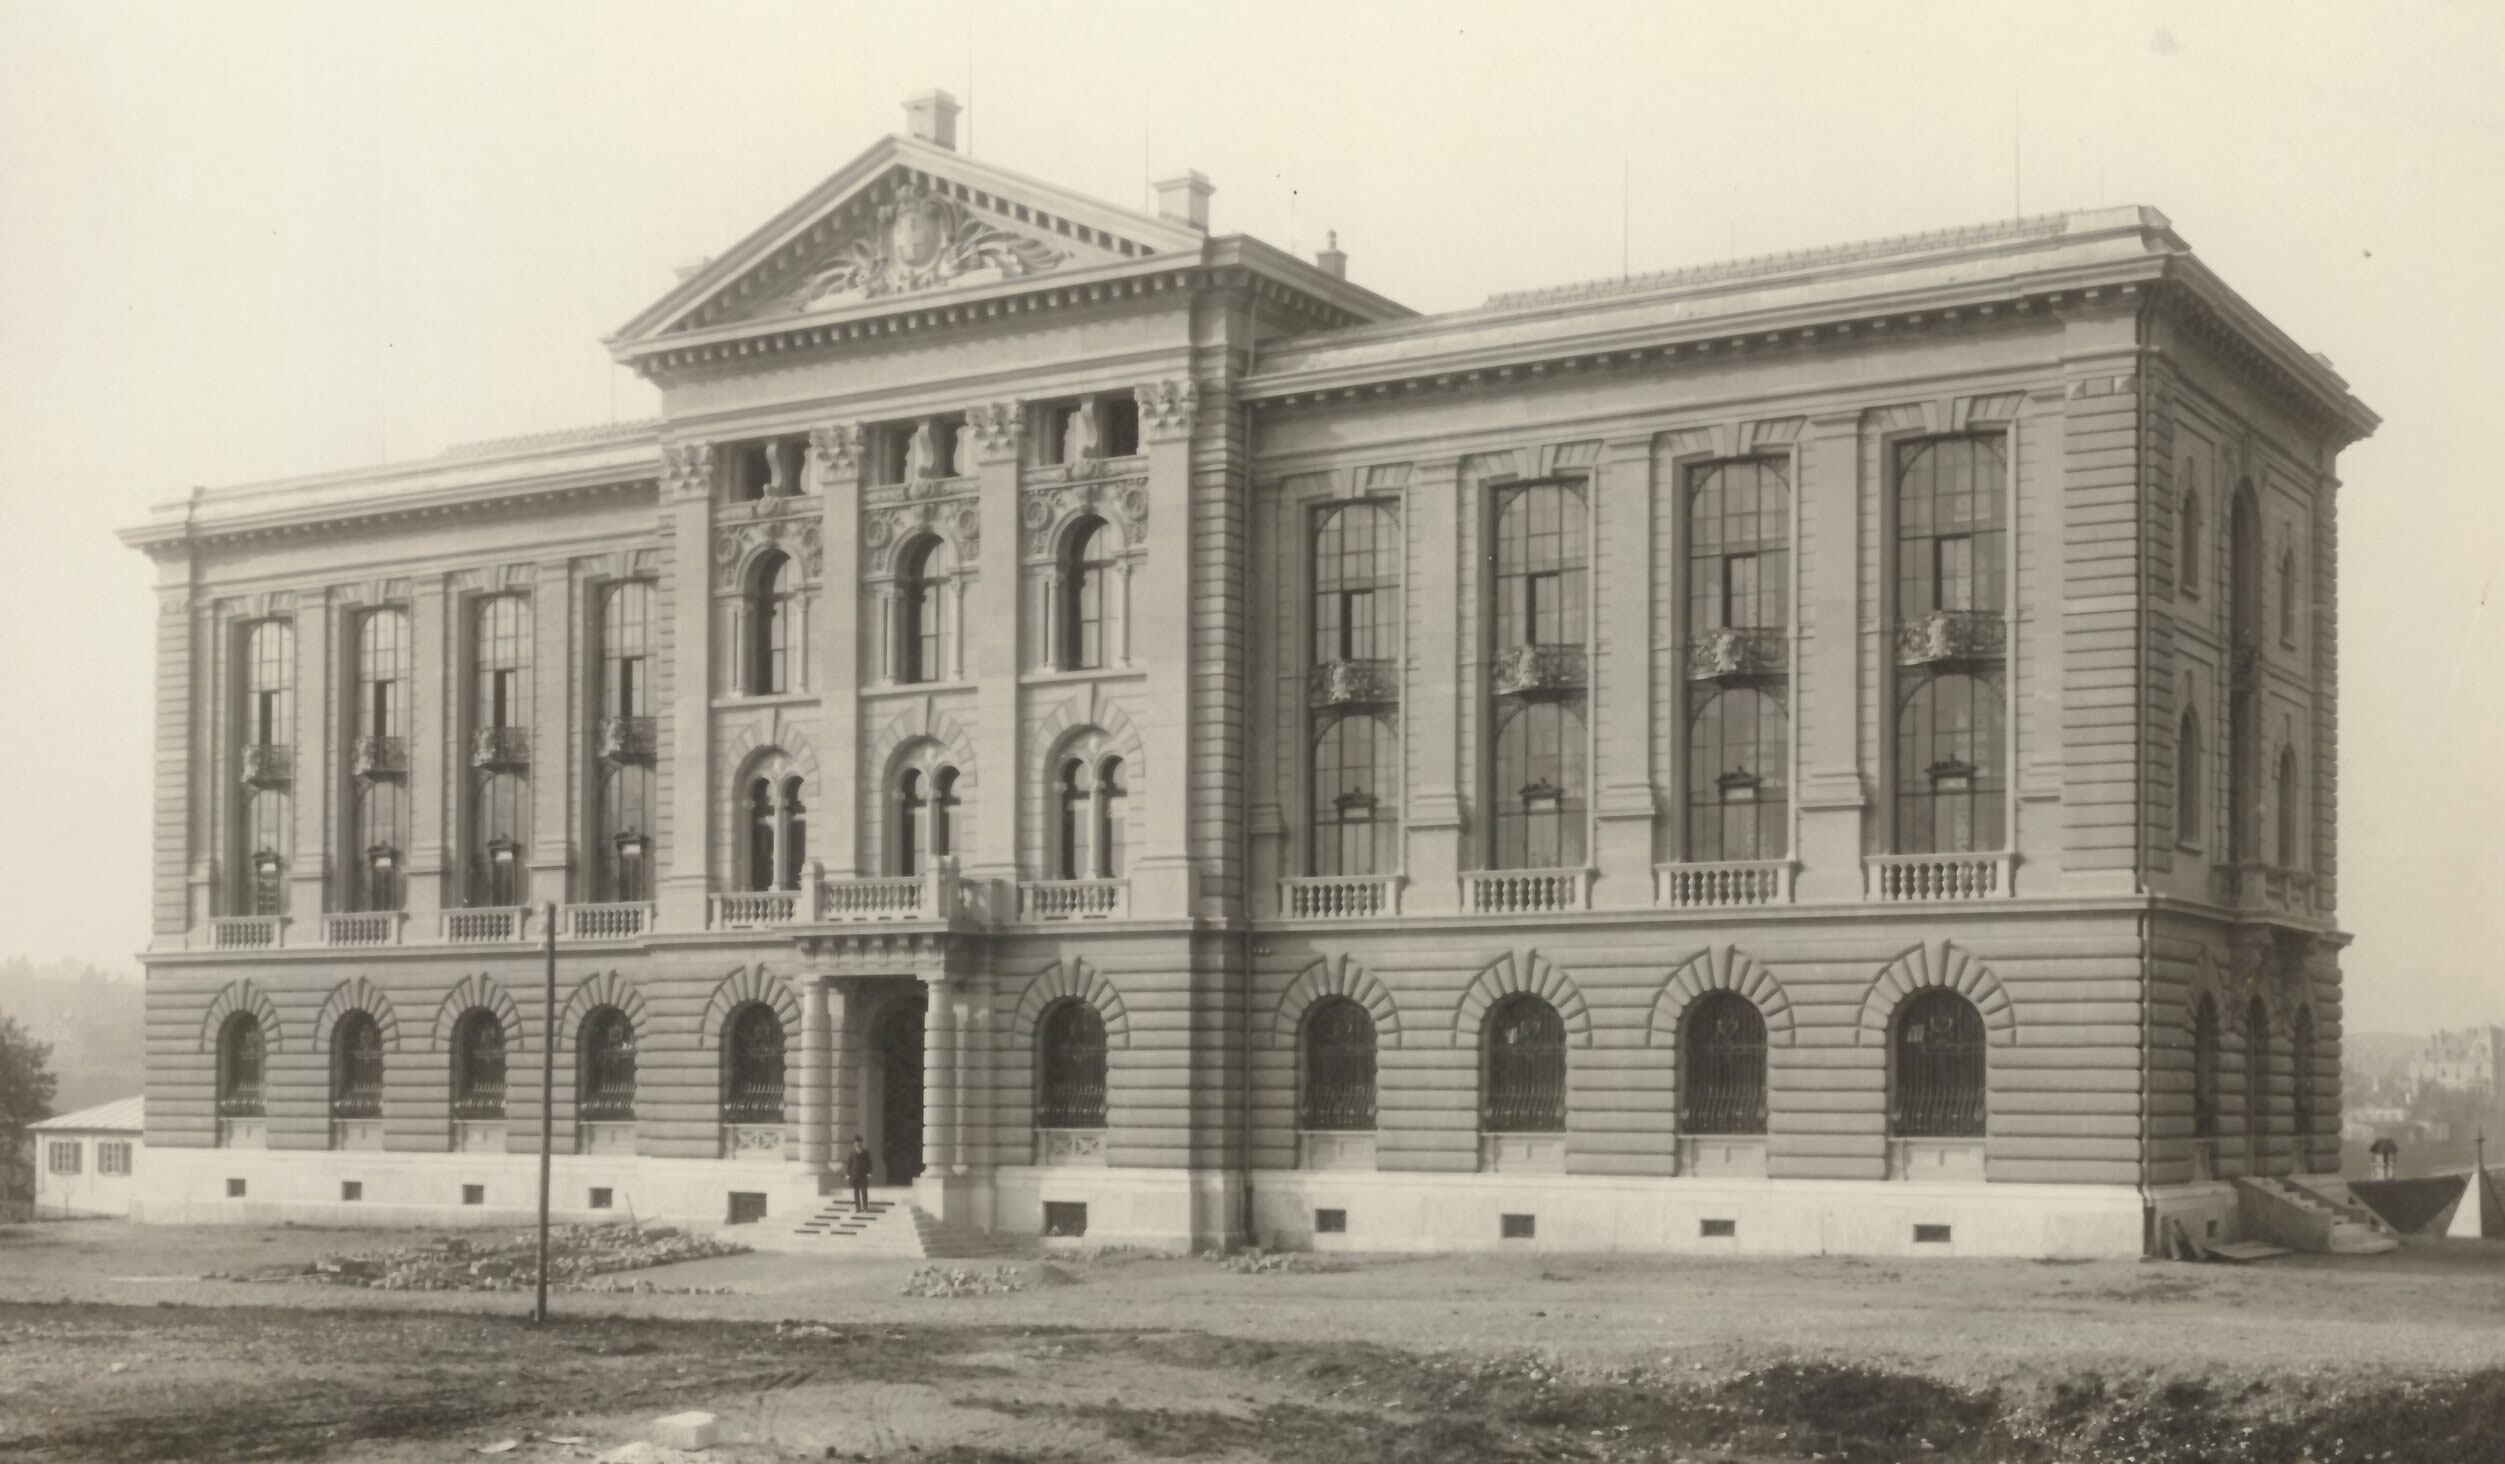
[0,1013,58,1203]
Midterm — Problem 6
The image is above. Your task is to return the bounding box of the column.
[1591,434,1659,906]
[529,558,574,907]
[657,443,715,929]
[814,426,866,877]
[152,580,197,945]
[1403,456,1464,914]
[1792,410,1866,901]
[289,592,332,925]
[796,975,831,1180]
[921,977,959,1176]
[827,982,861,1153]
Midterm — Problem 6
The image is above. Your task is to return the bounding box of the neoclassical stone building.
[121,93,2376,1256]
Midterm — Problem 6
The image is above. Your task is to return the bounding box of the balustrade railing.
[1018,878,1128,921]
[820,874,929,921]
[1864,851,2015,901]
[1460,867,1593,915]
[469,726,530,768]
[1279,874,1404,919]
[563,902,653,940]
[1655,859,1795,909]
[209,915,287,950]
[1308,658,1399,706]
[442,906,531,943]
[710,889,801,928]
[323,911,405,947]
[596,715,657,762]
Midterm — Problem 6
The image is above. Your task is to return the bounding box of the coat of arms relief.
[798,182,1067,308]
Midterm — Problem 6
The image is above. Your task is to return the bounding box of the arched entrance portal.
[869,990,926,1184]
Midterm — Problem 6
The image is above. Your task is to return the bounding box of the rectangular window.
[1934,536,1975,611]
[1894,436,2006,616]
[97,1141,131,1177]
[341,1181,363,1202]
[1099,396,1140,458]
[1314,1208,1348,1234]
[462,1184,485,1207]
[727,1192,768,1225]
[1913,1223,1952,1245]
[1500,1213,1537,1240]
[589,1187,614,1210]
[47,1141,80,1175]
[1721,554,1760,628]
[227,1178,247,1199]
[1700,1218,1737,1238]
[1042,1201,1089,1238]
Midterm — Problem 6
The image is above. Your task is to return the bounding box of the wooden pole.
[535,900,556,1324]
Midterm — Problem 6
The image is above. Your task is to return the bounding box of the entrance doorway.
[869,990,926,1184]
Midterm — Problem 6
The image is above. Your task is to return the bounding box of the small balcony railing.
[1460,867,1593,915]
[239,742,293,787]
[2211,863,2315,915]
[822,874,931,922]
[209,915,287,950]
[442,906,532,943]
[350,735,407,779]
[470,726,530,769]
[1865,851,2015,901]
[323,911,406,947]
[1895,610,2006,666]
[1018,878,1129,921]
[597,715,657,762]
[710,889,801,928]
[1309,658,1399,707]
[563,901,653,940]
[1490,642,1587,696]
[1687,626,1787,682]
[1279,874,1404,919]
[1655,859,1795,909]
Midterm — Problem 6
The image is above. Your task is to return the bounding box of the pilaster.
[1591,433,1659,906]
[529,558,574,901]
[657,443,714,928]
[289,593,331,921]
[2057,300,2150,895]
[965,404,1025,888]
[1793,410,1866,900]
[1129,378,1199,918]
[407,579,449,924]
[815,426,866,878]
[1402,455,1464,914]
[152,579,197,943]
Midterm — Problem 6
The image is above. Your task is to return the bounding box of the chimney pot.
[1316,230,1347,280]
[904,89,961,151]
[1152,170,1214,232]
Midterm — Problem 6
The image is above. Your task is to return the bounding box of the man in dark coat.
[846,1136,875,1212]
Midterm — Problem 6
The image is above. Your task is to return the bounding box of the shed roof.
[29,1096,143,1133]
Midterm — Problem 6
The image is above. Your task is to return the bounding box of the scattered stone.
[901,1265,1024,1298]
[253,1223,748,1294]
[651,1410,720,1450]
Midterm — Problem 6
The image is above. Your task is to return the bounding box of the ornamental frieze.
[863,492,981,563]
[1020,475,1148,558]
[797,183,1067,307]
[713,514,823,578]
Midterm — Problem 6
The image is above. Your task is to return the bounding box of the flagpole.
[535,900,557,1324]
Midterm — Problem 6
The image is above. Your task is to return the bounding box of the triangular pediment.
[612,135,1207,348]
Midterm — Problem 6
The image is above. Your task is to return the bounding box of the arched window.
[1687,688,1788,861]
[2175,711,2202,849]
[597,763,653,901]
[2275,746,2301,869]
[1494,482,1588,648]
[451,1009,506,1120]
[1688,458,1789,632]
[2178,489,2203,595]
[780,775,807,881]
[243,788,290,915]
[898,536,954,684]
[1096,757,1127,877]
[2245,997,2269,1167]
[1299,998,1377,1131]
[1056,758,1089,879]
[2191,994,2220,1140]
[1680,992,1768,1136]
[1891,990,1985,1138]
[722,1003,787,1125]
[748,551,793,695]
[356,608,408,748]
[931,767,959,861]
[746,777,777,891]
[578,1006,637,1121]
[1311,714,1398,876]
[1895,436,2006,615]
[216,1013,265,1118]
[474,595,530,733]
[2278,547,2299,643]
[1063,518,1114,670]
[243,619,295,750]
[1482,994,1566,1133]
[2227,487,2261,861]
[1312,502,1400,664]
[1492,699,1588,869]
[2292,1005,2317,1148]
[897,769,926,876]
[354,779,406,912]
[1894,673,2005,854]
[330,1011,383,1119]
[472,770,527,906]
[1036,1000,1108,1128]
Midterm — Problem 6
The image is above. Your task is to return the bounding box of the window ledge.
[712,691,820,711]
[863,678,977,697]
[1021,666,1146,687]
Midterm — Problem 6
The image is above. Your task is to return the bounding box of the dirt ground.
[2,1221,2501,1462]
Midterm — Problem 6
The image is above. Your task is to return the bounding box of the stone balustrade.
[1654,859,1794,909]
[709,890,801,929]
[1279,874,1404,919]
[563,902,653,940]
[1460,867,1593,915]
[1864,851,2015,901]
[1018,878,1128,921]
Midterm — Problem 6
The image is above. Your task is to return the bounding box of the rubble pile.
[900,1264,1026,1298]
[226,1224,749,1292]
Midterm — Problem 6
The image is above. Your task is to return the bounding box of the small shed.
[30,1097,145,1218]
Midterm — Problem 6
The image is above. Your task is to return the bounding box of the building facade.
[121,93,2375,1255]
[2409,1027,2505,1096]
[31,1098,146,1219]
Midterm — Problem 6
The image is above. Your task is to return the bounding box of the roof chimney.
[1152,170,1214,232]
[904,89,961,151]
[1315,230,1346,280]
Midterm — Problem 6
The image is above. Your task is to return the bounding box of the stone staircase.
[2236,1175,2400,1255]
[783,1197,1018,1259]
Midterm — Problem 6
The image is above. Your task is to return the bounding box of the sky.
[0,1,2497,1031]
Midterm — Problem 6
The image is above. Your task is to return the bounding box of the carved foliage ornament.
[664,442,716,500]
[801,184,1066,306]
[1021,477,1149,558]
[864,495,981,563]
[1136,378,1198,440]
[714,516,823,578]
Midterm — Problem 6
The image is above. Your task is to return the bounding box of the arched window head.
[452,1009,507,1120]
[1300,998,1378,1132]
[1062,518,1115,670]
[355,608,408,742]
[2175,712,2203,849]
[1481,994,1566,1133]
[1311,714,1398,877]
[1492,699,1587,870]
[330,1011,383,1120]
[722,1003,786,1125]
[1687,688,1787,862]
[1036,1000,1108,1129]
[1894,672,2005,854]
[1891,990,1985,1138]
[748,551,794,695]
[2192,995,2220,1140]
[217,1013,266,1118]
[578,1006,637,1121]
[473,595,530,731]
[1680,992,1768,1136]
[898,536,955,684]
[2275,746,2301,869]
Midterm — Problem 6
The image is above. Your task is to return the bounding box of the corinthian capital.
[807,424,865,483]
[965,401,1026,464]
[1135,378,1198,441]
[662,441,716,500]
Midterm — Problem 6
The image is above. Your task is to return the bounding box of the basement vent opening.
[1315,1208,1348,1234]
[1700,1218,1737,1238]
[1501,1213,1537,1240]
[341,1181,363,1203]
[1914,1223,1952,1244]
[589,1187,614,1210]
[727,1192,767,1226]
[1043,1201,1089,1238]
[226,1178,246,1199]
[462,1184,486,1207]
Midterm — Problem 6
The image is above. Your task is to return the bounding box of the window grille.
[217,1014,266,1118]
[2192,996,2220,1140]
[1311,714,1399,877]
[1299,998,1378,1131]
[1036,1000,1108,1129]
[781,777,808,880]
[1042,1200,1089,1237]
[1680,992,1768,1135]
[330,1011,384,1119]
[1891,990,1985,1138]
[1686,688,1788,862]
[1482,995,1566,1132]
[453,1009,507,1120]
[578,1006,637,1122]
[722,1003,787,1125]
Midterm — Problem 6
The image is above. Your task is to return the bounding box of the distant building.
[30,1098,144,1218]
[2409,1027,2505,1095]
